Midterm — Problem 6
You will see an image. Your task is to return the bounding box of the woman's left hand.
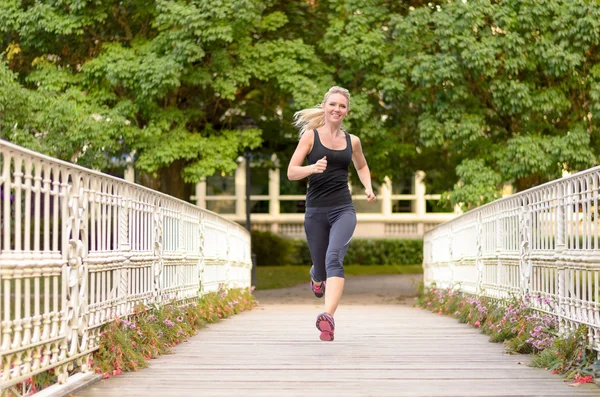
[365,188,376,203]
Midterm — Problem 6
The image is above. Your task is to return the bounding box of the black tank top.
[306,129,353,208]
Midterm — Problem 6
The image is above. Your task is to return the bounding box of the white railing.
[0,140,252,394]
[424,167,600,350]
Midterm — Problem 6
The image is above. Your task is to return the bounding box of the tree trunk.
[138,160,194,203]
[160,159,193,202]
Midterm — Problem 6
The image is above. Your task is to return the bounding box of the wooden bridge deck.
[72,290,600,397]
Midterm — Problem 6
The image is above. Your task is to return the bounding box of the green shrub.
[345,239,423,265]
[251,230,296,266]
[290,238,312,266]
[251,231,423,266]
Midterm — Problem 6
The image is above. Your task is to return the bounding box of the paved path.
[74,275,600,397]
[253,274,422,305]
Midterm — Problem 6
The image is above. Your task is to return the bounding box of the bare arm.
[287,130,327,180]
[351,135,376,203]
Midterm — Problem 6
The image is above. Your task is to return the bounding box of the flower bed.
[416,284,598,385]
[7,287,257,396]
[93,287,257,377]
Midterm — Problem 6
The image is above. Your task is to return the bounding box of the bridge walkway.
[72,275,600,397]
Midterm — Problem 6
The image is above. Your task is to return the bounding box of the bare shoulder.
[301,128,315,142]
[349,134,362,149]
[297,129,315,152]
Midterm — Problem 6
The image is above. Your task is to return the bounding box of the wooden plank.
[74,303,600,397]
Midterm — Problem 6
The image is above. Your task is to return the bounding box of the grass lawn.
[254,264,423,290]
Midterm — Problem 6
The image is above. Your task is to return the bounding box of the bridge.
[1,140,600,396]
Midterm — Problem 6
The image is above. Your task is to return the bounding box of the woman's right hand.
[313,156,327,174]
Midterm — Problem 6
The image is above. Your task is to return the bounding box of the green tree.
[378,0,600,208]
[0,0,328,199]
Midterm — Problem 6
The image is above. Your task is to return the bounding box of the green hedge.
[250,230,296,267]
[344,238,423,265]
[251,230,422,267]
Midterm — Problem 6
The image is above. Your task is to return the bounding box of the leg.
[324,277,345,316]
[324,206,356,315]
[303,209,330,283]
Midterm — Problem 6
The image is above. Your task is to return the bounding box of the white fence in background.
[424,167,600,350]
[193,165,457,239]
[0,140,252,395]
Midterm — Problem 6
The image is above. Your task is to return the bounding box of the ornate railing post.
[198,211,205,295]
[555,182,567,333]
[592,175,600,349]
[519,196,532,294]
[475,212,483,294]
[448,223,454,286]
[225,223,232,289]
[118,186,131,317]
[152,201,164,304]
[496,205,502,294]
[58,173,90,382]
[178,204,185,298]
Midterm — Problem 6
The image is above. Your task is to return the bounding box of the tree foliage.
[320,0,600,209]
[401,0,600,206]
[0,0,327,197]
[1,0,600,207]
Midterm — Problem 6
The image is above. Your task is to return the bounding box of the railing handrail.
[424,165,600,236]
[0,139,248,233]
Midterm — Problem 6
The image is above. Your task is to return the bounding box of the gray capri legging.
[304,203,357,281]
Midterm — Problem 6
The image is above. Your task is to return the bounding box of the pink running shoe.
[311,279,326,298]
[316,312,335,341]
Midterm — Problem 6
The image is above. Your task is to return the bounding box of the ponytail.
[293,107,325,138]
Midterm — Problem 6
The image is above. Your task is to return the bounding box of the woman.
[287,86,376,341]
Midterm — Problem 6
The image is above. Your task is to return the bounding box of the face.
[322,93,349,124]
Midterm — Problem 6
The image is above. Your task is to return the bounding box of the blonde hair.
[293,86,351,138]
